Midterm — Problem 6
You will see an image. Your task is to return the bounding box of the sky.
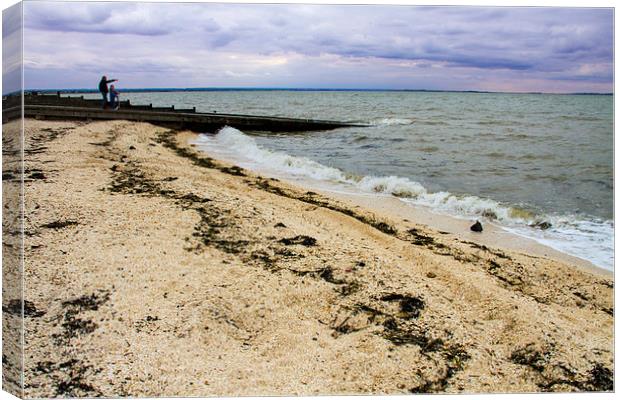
[2,0,615,93]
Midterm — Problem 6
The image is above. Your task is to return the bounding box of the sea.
[84,90,614,270]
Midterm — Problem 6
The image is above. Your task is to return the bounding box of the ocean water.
[85,90,614,269]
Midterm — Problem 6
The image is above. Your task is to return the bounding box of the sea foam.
[194,126,614,270]
[210,127,528,225]
[373,118,414,126]
[214,126,347,181]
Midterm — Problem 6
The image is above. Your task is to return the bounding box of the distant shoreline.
[8,88,614,96]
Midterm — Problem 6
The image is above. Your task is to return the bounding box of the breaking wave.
[211,126,345,182]
[194,126,614,270]
[372,118,414,126]
[204,127,534,225]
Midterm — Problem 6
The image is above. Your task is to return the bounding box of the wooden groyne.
[2,92,367,132]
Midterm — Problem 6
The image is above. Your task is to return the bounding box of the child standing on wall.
[109,85,120,110]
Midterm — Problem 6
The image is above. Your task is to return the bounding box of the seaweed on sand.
[41,220,78,230]
[2,299,46,317]
[191,207,251,254]
[510,343,550,372]
[287,266,359,296]
[29,358,103,397]
[154,130,400,237]
[218,166,247,176]
[510,343,613,392]
[406,228,452,255]
[254,178,398,235]
[61,292,110,311]
[54,292,111,342]
[381,318,443,352]
[407,228,436,247]
[537,362,614,392]
[378,314,470,393]
[408,344,471,393]
[380,293,425,319]
[461,240,511,260]
[279,235,317,246]
[108,166,172,196]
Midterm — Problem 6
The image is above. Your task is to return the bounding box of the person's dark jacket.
[99,78,116,94]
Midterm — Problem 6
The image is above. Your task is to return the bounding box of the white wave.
[356,175,427,198]
[355,175,525,224]
[199,127,536,226]
[211,127,347,181]
[506,218,614,270]
[194,126,614,270]
[373,118,414,126]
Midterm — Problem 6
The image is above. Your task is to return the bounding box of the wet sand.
[4,119,614,397]
[312,188,610,277]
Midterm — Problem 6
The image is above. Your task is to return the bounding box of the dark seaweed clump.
[409,345,471,393]
[322,294,469,393]
[279,235,317,246]
[318,267,346,285]
[54,292,111,342]
[381,319,443,352]
[407,228,436,247]
[287,266,359,296]
[462,240,511,259]
[29,171,46,180]
[537,363,614,392]
[61,292,110,311]
[42,220,79,230]
[251,177,397,236]
[510,344,549,372]
[2,299,46,317]
[407,228,450,253]
[31,358,103,397]
[191,207,250,254]
[380,293,425,319]
[510,343,613,392]
[108,167,169,196]
[219,166,246,176]
[585,364,614,391]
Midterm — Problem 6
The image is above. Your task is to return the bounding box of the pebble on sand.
[470,221,483,232]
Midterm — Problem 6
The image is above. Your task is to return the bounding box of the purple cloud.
[15,2,614,93]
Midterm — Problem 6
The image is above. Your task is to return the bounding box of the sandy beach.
[2,118,613,397]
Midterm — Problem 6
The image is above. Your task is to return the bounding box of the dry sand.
[2,119,614,397]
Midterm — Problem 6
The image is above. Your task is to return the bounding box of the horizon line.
[8,87,614,96]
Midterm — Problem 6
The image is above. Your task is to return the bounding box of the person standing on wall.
[99,75,118,109]
[109,84,120,110]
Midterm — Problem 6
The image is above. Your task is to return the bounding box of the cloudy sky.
[4,1,615,93]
